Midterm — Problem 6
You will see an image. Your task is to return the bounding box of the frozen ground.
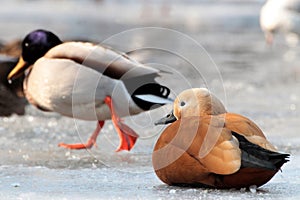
[0,0,300,199]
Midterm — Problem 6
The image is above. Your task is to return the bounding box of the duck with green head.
[8,29,173,151]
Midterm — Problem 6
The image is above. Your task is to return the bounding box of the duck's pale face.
[173,88,226,120]
[155,88,227,125]
[173,89,201,119]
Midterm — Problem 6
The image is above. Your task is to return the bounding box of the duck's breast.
[26,57,118,120]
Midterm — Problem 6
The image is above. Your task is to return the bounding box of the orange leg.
[58,121,105,150]
[104,96,139,152]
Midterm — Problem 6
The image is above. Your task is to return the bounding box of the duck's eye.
[24,43,29,47]
[180,101,186,106]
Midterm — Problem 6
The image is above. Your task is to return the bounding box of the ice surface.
[0,0,300,199]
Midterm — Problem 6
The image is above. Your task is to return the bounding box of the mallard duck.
[260,0,300,45]
[8,29,172,151]
[153,88,289,189]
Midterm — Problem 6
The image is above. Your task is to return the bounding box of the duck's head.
[155,88,227,125]
[7,29,62,80]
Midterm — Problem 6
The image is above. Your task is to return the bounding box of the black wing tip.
[232,132,290,170]
[275,153,290,169]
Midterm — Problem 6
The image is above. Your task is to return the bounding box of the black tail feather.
[131,83,170,110]
[232,132,290,171]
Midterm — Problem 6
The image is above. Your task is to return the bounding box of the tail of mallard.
[132,83,172,110]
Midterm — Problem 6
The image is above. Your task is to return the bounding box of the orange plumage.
[153,88,289,189]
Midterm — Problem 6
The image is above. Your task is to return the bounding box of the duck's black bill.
[154,110,177,125]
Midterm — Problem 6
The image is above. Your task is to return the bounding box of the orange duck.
[153,88,289,189]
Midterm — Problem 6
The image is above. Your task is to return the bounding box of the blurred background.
[0,0,299,199]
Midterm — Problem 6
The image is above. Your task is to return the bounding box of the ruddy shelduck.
[153,88,289,189]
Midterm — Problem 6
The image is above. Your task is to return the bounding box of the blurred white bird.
[260,0,300,46]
